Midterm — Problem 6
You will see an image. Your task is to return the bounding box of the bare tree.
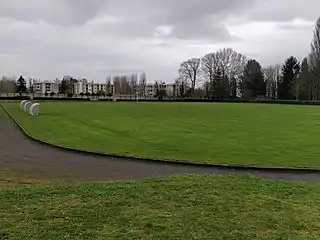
[201,48,246,98]
[138,72,147,97]
[113,76,121,94]
[119,75,130,94]
[201,53,216,84]
[309,17,320,100]
[215,48,247,98]
[0,76,17,94]
[129,73,138,98]
[201,53,220,97]
[105,76,112,97]
[179,58,200,96]
[264,64,281,99]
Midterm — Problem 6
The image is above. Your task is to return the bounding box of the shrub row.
[0,96,30,100]
[100,98,320,105]
[33,97,90,101]
[3,96,320,105]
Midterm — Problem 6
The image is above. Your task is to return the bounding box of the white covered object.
[29,103,40,115]
[24,101,31,112]
[20,100,28,110]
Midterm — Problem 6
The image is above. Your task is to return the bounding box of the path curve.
[1,110,320,182]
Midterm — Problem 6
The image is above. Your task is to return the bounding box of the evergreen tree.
[60,79,68,94]
[16,75,26,93]
[213,68,229,98]
[278,56,300,100]
[297,58,311,100]
[240,59,266,99]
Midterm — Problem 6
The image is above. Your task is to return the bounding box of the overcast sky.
[0,0,319,83]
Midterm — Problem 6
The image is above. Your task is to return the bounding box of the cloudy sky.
[0,0,319,83]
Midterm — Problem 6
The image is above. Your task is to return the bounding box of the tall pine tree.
[213,68,229,99]
[278,56,300,100]
[240,59,266,99]
[297,58,311,100]
[16,75,26,93]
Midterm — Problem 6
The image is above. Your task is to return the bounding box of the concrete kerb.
[1,103,320,174]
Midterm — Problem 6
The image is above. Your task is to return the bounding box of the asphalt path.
[1,110,320,182]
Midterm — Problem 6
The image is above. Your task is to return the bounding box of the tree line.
[178,17,320,100]
[0,73,148,98]
[0,75,27,94]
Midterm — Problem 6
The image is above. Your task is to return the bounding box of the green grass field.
[1,174,320,240]
[3,101,320,168]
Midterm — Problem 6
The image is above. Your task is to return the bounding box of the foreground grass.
[0,170,50,189]
[3,101,320,168]
[1,175,320,240]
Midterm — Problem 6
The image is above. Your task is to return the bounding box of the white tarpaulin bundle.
[19,100,40,115]
[24,101,31,112]
[20,100,28,110]
[29,103,40,115]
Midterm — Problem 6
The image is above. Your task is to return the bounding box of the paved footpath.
[1,113,320,182]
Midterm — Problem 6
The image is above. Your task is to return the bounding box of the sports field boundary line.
[2,104,320,174]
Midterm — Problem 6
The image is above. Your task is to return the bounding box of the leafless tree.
[179,58,200,95]
[310,17,320,64]
[113,76,121,94]
[106,76,112,96]
[309,17,320,100]
[201,53,219,95]
[215,48,247,98]
[129,73,138,98]
[201,48,246,98]
[264,64,281,99]
[138,72,147,97]
[119,75,130,94]
[0,76,16,94]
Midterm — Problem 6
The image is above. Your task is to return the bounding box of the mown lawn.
[0,174,320,240]
[3,101,320,168]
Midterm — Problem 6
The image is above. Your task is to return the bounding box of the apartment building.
[145,83,181,97]
[31,78,181,97]
[32,80,59,94]
[73,80,114,95]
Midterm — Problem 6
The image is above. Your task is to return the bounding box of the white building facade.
[74,80,114,95]
[31,78,181,97]
[32,80,59,94]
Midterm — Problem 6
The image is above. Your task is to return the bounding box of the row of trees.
[112,72,147,96]
[45,72,148,97]
[178,17,320,100]
[0,72,149,97]
[0,75,27,94]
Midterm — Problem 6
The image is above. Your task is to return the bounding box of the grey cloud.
[171,17,232,41]
[0,0,317,82]
[101,0,255,41]
[0,0,256,41]
[244,0,320,22]
[89,20,156,39]
[0,0,105,25]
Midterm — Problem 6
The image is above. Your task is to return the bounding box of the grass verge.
[1,174,320,240]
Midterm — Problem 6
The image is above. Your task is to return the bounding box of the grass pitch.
[3,101,320,168]
[1,174,320,240]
